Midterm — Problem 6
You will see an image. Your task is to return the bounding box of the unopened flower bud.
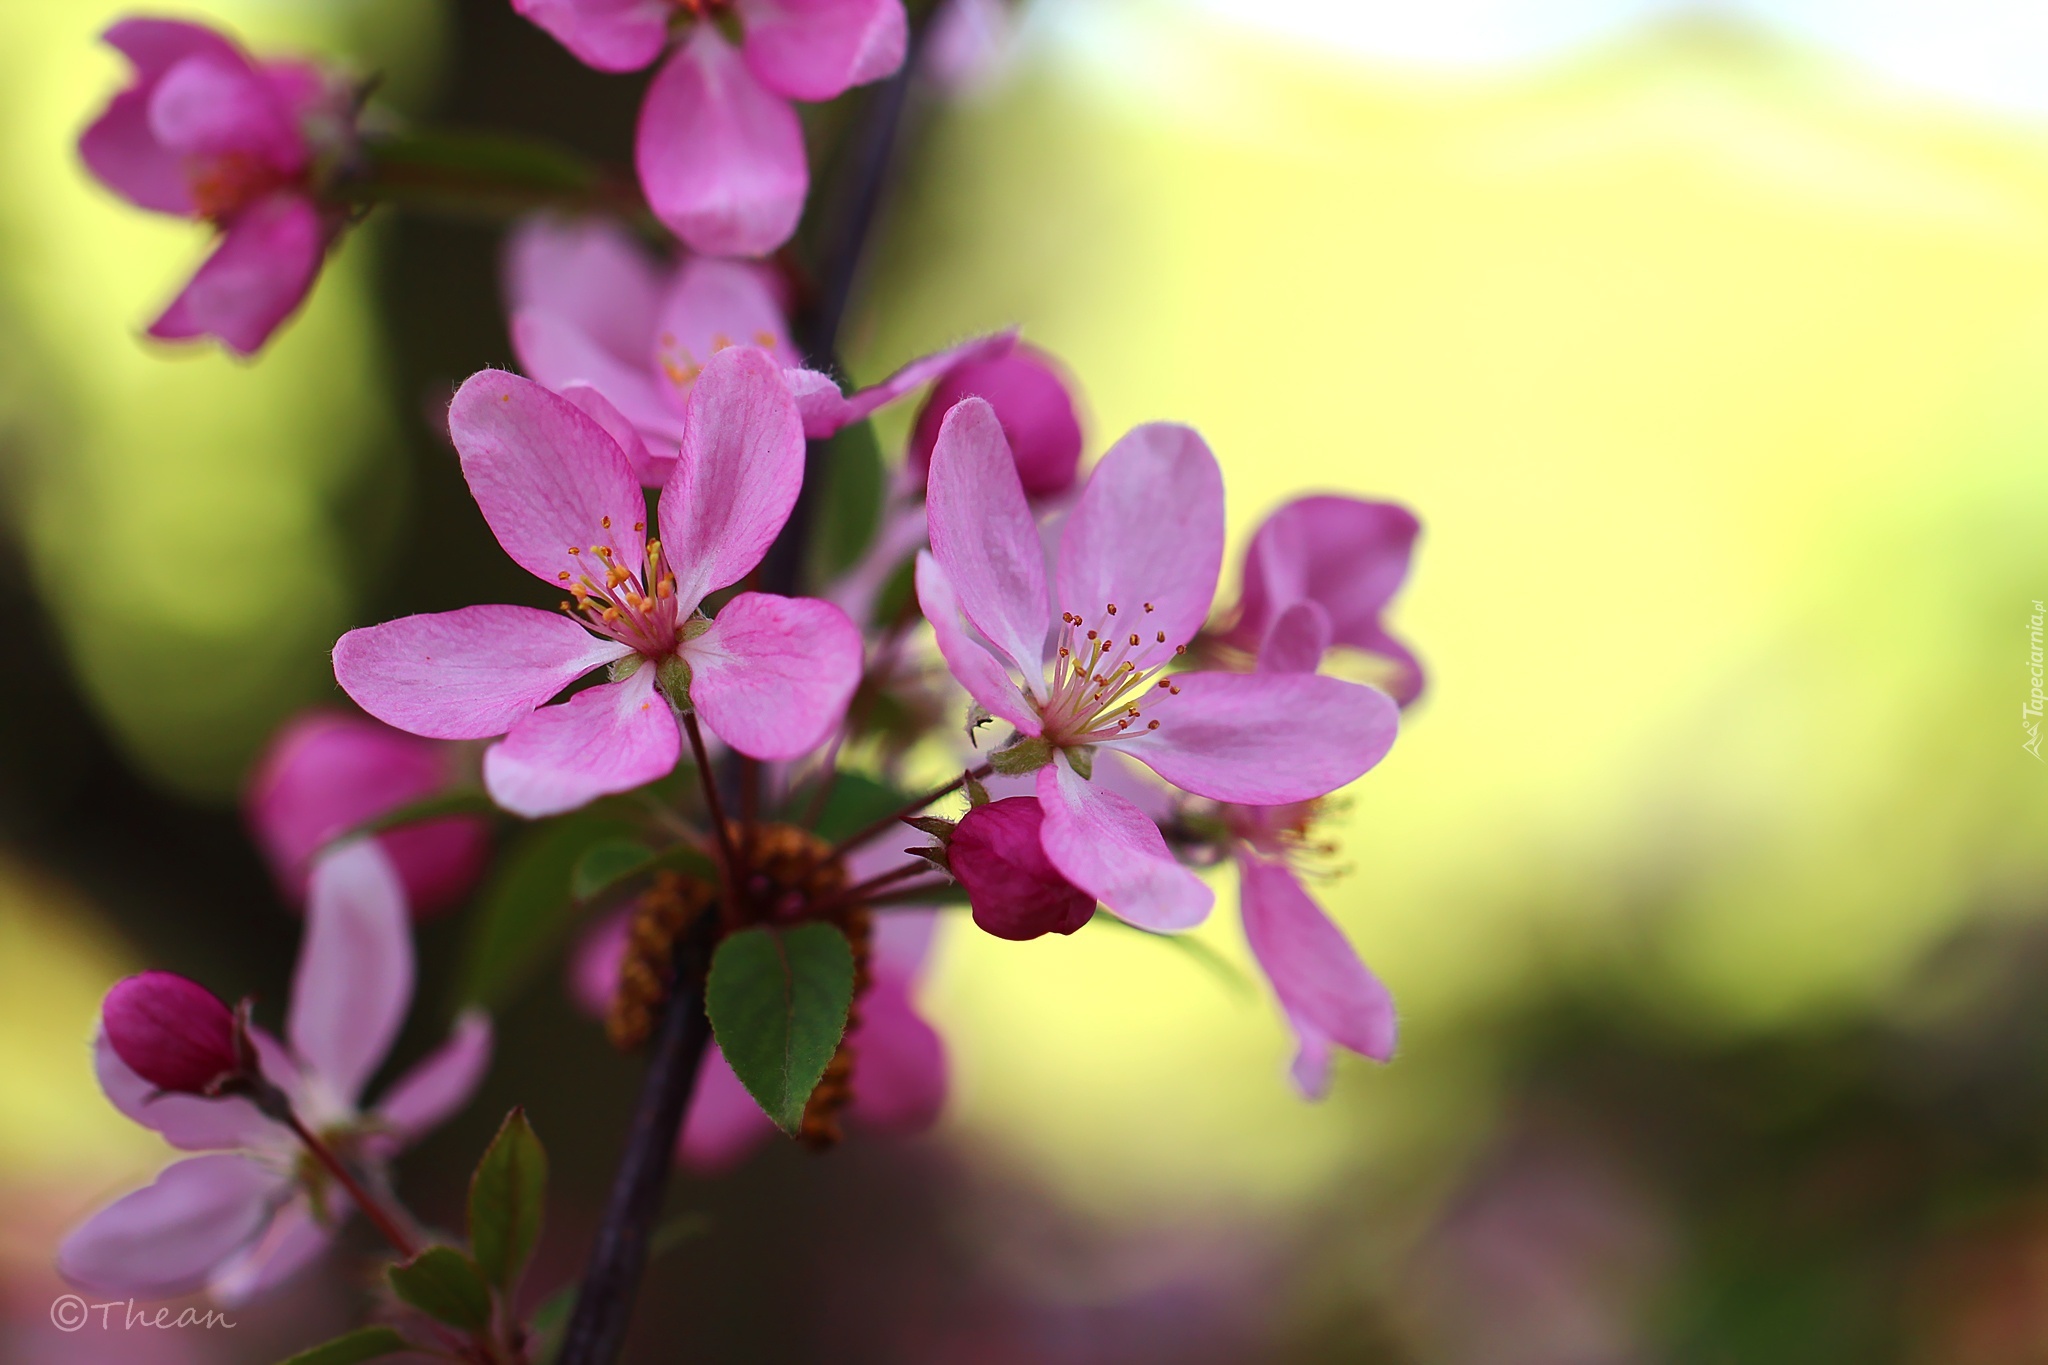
[101,971,240,1095]
[910,346,1083,499]
[951,798,1095,941]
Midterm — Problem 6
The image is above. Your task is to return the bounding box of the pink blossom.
[245,710,490,916]
[58,843,492,1305]
[101,973,239,1096]
[917,399,1400,931]
[949,797,1094,940]
[333,352,863,817]
[1218,496,1426,705]
[504,216,1015,485]
[78,19,356,355]
[908,345,1083,499]
[509,0,907,256]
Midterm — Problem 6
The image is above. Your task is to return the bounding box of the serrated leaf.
[456,815,638,1008]
[572,839,655,902]
[277,1325,411,1365]
[806,771,910,844]
[526,1282,576,1365]
[808,419,885,585]
[470,1107,548,1291]
[707,924,855,1132]
[387,1246,493,1332]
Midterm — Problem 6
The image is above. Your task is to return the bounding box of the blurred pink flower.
[949,796,1094,940]
[245,710,490,916]
[908,345,1083,499]
[58,844,491,1305]
[78,18,356,355]
[334,354,863,817]
[917,400,1400,931]
[509,0,906,256]
[504,216,1015,484]
[1218,496,1425,705]
[100,972,239,1096]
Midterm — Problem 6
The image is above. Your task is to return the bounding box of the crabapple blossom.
[245,710,490,915]
[79,18,357,355]
[100,972,240,1096]
[333,350,863,817]
[58,843,492,1304]
[949,796,1094,940]
[509,0,907,255]
[907,345,1083,499]
[917,399,1400,931]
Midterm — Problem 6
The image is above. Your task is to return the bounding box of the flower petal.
[1055,423,1223,663]
[504,216,666,362]
[448,368,649,589]
[57,1155,283,1297]
[1114,670,1398,805]
[908,343,1083,498]
[93,1030,278,1152]
[335,604,631,741]
[568,907,633,1018]
[1238,851,1396,1096]
[102,17,244,82]
[207,1190,342,1307]
[658,345,805,604]
[679,1044,777,1171]
[637,29,807,257]
[148,192,323,356]
[147,53,301,166]
[651,256,793,411]
[913,552,1038,735]
[952,797,1095,941]
[790,331,1015,438]
[290,841,414,1109]
[80,87,193,214]
[559,381,675,487]
[371,1010,493,1147]
[680,592,862,761]
[511,0,671,71]
[1255,600,1332,676]
[925,397,1049,683]
[846,974,946,1133]
[483,669,681,817]
[740,0,907,100]
[510,308,685,450]
[1035,760,1211,932]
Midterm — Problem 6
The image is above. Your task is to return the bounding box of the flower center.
[555,520,683,657]
[1037,600,1187,748]
[187,152,297,222]
[656,330,783,391]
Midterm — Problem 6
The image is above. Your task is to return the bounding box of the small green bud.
[988,735,1054,777]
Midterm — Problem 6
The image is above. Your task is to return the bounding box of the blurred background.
[4,0,2048,1359]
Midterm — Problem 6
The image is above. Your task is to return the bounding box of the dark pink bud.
[951,798,1095,941]
[102,971,240,1095]
[910,346,1083,499]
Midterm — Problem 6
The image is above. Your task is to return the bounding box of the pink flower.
[245,710,491,916]
[333,351,863,817]
[504,215,1014,485]
[1218,496,1426,705]
[949,797,1094,940]
[509,0,907,256]
[101,973,240,1096]
[58,843,492,1305]
[78,18,356,356]
[917,399,1400,931]
[908,345,1083,499]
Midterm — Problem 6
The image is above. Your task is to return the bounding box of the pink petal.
[679,592,862,761]
[1254,600,1333,676]
[679,1044,778,1171]
[846,973,945,1133]
[636,29,808,258]
[924,397,1049,683]
[93,1030,279,1152]
[790,331,1015,439]
[483,669,681,817]
[951,797,1095,941]
[739,0,907,101]
[511,0,671,71]
[1055,423,1223,663]
[559,381,675,487]
[207,1189,341,1307]
[57,1155,283,1297]
[568,907,634,1018]
[102,18,244,81]
[371,1009,493,1146]
[1238,851,1396,1094]
[244,710,488,913]
[913,552,1038,735]
[290,841,415,1109]
[148,193,323,356]
[651,257,794,411]
[146,54,302,167]
[447,368,649,589]
[80,87,193,215]
[1114,670,1398,806]
[335,604,631,741]
[1035,761,1210,932]
[658,345,806,605]
[503,215,666,361]
[908,344,1083,498]
[510,309,686,462]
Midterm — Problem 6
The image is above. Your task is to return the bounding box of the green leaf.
[386,1245,493,1332]
[571,839,656,902]
[525,1282,577,1365]
[806,770,911,844]
[808,419,885,586]
[277,1326,411,1365]
[707,924,855,1132]
[455,815,639,1008]
[1089,911,1255,998]
[469,1107,548,1291]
